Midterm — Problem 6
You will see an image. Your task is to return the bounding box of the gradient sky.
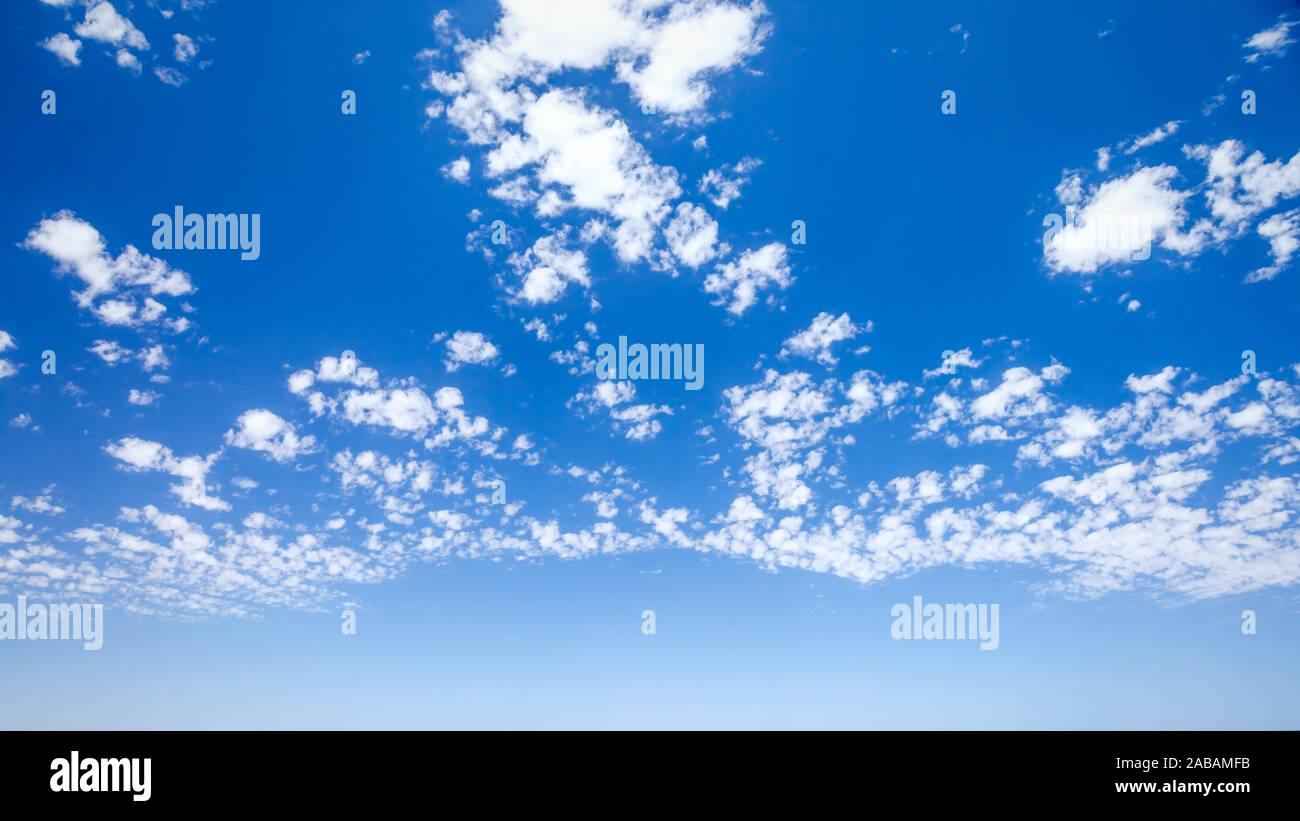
[1,0,1299,729]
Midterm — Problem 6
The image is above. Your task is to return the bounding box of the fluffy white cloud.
[292,357,495,450]
[12,489,65,516]
[616,2,769,117]
[115,48,142,73]
[663,202,719,267]
[23,212,194,321]
[443,331,500,371]
[75,2,149,50]
[155,66,188,87]
[225,409,317,463]
[571,380,671,441]
[1122,120,1181,154]
[508,232,590,304]
[105,436,228,511]
[423,0,772,302]
[703,242,792,314]
[173,33,197,63]
[1045,139,1300,279]
[1250,209,1300,282]
[0,331,14,381]
[431,0,769,125]
[442,156,470,183]
[1243,17,1295,63]
[971,364,1068,420]
[698,157,760,209]
[1045,166,1190,273]
[923,348,984,380]
[41,33,82,66]
[779,312,870,366]
[1188,140,1300,231]
[486,88,682,261]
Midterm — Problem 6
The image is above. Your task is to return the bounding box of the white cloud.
[971,364,1068,420]
[139,344,170,371]
[421,0,771,286]
[442,156,470,183]
[173,33,197,63]
[155,66,188,86]
[698,156,760,209]
[430,0,769,124]
[780,312,870,366]
[703,242,792,314]
[615,2,770,118]
[1045,166,1191,274]
[115,48,142,73]
[1243,17,1295,63]
[663,202,719,267]
[1122,120,1181,154]
[303,365,493,449]
[571,380,671,441]
[23,211,194,317]
[75,2,149,50]
[1187,140,1300,231]
[12,491,65,516]
[225,409,317,463]
[105,436,228,511]
[1125,366,1179,395]
[1046,140,1300,278]
[41,33,82,66]
[923,348,984,379]
[1249,209,1300,282]
[443,331,500,371]
[485,88,682,262]
[508,231,590,304]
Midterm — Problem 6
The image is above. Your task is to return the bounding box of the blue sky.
[1,0,1299,729]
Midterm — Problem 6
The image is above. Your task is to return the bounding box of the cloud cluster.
[24,211,194,328]
[425,1,792,315]
[1045,142,1300,279]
